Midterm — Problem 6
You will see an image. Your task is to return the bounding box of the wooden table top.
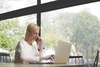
[0,63,88,67]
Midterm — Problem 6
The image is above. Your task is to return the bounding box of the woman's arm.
[19,41,40,63]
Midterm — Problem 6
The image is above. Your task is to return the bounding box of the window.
[41,1,100,64]
[41,0,56,4]
[0,0,37,14]
[0,0,100,64]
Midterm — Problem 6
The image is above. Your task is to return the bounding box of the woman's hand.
[37,37,42,45]
[43,54,55,60]
[36,37,43,51]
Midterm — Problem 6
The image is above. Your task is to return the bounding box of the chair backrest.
[69,56,83,58]
[0,52,11,63]
[92,50,99,67]
[69,55,83,64]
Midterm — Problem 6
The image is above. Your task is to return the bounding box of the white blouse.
[14,40,43,63]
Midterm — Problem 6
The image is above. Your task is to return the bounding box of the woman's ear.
[27,32,31,36]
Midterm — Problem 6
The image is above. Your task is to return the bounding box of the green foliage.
[42,33,65,49]
[0,32,12,49]
[0,19,26,51]
[41,10,100,60]
[69,10,100,59]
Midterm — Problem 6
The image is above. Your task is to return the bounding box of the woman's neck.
[25,40,33,45]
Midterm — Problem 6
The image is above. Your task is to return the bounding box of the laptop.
[30,40,72,64]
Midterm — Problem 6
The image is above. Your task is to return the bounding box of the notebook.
[30,40,72,64]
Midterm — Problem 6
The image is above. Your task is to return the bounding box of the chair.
[0,52,11,63]
[92,50,99,67]
[87,50,99,67]
[69,55,83,64]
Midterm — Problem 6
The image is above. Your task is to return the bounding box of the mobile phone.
[36,38,38,42]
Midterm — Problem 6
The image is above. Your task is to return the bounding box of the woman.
[14,23,54,63]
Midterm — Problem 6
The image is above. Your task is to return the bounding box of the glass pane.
[0,14,36,62]
[41,0,56,4]
[41,1,100,64]
[0,0,37,14]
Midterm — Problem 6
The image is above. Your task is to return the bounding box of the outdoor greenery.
[41,10,100,61]
[0,19,25,51]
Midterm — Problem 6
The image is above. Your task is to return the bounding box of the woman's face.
[29,30,39,41]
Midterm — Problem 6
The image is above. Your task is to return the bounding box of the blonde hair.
[25,23,40,41]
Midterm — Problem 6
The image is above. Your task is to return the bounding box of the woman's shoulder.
[19,40,25,43]
[17,40,26,46]
[17,40,26,43]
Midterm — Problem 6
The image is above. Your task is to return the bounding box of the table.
[0,63,88,67]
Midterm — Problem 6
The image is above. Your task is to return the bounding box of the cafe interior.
[0,0,100,67]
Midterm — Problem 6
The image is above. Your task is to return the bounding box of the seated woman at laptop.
[14,23,54,63]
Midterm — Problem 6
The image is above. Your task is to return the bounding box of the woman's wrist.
[39,57,44,62]
[39,45,43,51]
